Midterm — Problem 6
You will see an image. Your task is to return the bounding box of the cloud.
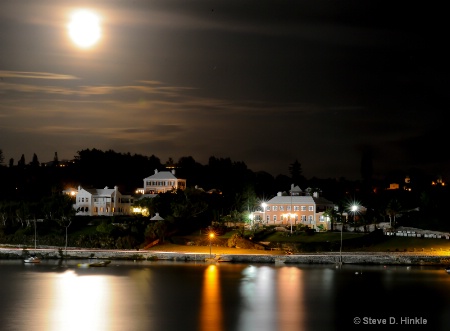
[0,71,78,80]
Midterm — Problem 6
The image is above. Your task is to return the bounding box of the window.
[280,215,284,221]
[309,206,314,211]
[287,206,291,211]
[94,207,98,212]
[320,216,324,222]
[266,215,269,222]
[82,197,84,202]
[85,207,89,212]
[280,206,284,211]
[273,215,277,222]
[273,206,278,211]
[267,206,271,211]
[301,206,306,211]
[308,215,313,223]
[86,198,89,202]
[301,215,306,222]
[294,206,299,211]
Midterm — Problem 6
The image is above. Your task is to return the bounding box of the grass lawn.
[262,231,364,243]
[353,236,450,253]
[171,229,450,254]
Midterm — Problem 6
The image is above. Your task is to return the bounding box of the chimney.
[171,169,175,175]
[313,191,319,198]
[154,169,158,174]
[277,192,282,196]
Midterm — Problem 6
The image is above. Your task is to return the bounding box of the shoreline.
[2,247,450,266]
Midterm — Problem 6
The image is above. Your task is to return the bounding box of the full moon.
[68,9,101,48]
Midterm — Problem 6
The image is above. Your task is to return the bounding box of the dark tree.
[288,159,305,187]
[18,154,26,168]
[30,153,40,168]
[53,152,59,167]
[0,149,4,165]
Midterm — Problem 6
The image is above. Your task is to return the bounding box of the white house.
[74,186,134,216]
[142,169,186,194]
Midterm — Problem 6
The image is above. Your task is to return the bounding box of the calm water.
[1,260,450,331]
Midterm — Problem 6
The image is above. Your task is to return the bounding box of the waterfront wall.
[2,248,450,266]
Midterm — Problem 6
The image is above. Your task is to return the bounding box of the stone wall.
[2,248,450,266]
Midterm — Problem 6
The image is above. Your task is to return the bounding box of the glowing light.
[68,9,101,48]
[200,265,223,331]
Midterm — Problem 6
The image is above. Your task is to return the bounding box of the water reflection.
[50,271,109,331]
[277,267,304,331]
[2,262,450,331]
[236,265,305,331]
[200,264,223,331]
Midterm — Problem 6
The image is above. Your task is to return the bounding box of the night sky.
[0,1,447,180]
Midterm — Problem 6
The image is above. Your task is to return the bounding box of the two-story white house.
[74,186,134,216]
[142,169,186,194]
[254,185,335,230]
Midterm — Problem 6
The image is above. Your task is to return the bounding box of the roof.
[144,171,179,180]
[150,213,164,221]
[268,195,315,205]
[80,187,117,197]
[313,197,334,205]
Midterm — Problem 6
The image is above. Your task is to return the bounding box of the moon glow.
[68,10,101,49]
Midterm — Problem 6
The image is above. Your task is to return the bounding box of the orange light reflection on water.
[277,267,304,331]
[200,264,223,331]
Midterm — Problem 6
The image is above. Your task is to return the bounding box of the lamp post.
[262,202,267,224]
[209,233,215,258]
[289,213,293,234]
[351,205,358,223]
[34,218,37,249]
[340,204,358,264]
[339,218,343,264]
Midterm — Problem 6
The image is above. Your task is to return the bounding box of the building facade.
[254,185,334,230]
[142,169,186,194]
[74,186,134,216]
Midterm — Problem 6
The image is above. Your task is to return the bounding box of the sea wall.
[2,248,450,266]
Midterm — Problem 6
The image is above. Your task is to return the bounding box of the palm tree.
[386,198,402,229]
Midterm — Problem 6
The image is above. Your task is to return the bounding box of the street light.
[261,202,267,224]
[209,232,215,258]
[351,204,359,223]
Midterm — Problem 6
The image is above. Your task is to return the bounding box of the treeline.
[0,148,352,203]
